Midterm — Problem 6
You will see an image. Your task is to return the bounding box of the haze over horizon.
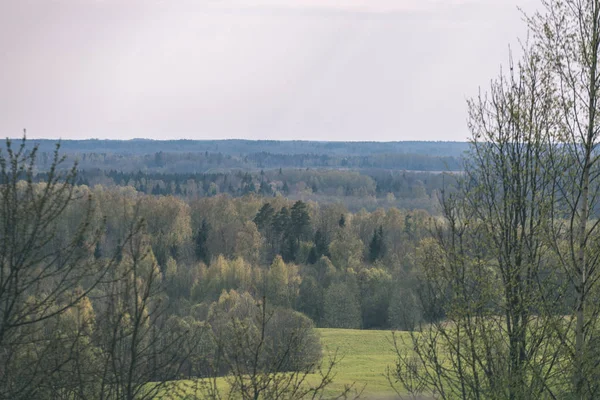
[1,0,538,142]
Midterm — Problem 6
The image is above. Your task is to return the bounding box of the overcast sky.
[0,0,540,141]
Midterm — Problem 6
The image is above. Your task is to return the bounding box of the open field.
[315,328,405,398]
[167,329,410,399]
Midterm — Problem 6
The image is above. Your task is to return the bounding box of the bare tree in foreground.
[527,1,600,397]
[90,218,199,400]
[388,40,568,400]
[390,1,600,399]
[0,137,201,400]
[0,137,131,399]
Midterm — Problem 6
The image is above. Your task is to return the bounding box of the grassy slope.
[315,328,406,398]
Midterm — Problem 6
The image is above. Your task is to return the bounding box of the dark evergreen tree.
[273,207,292,258]
[243,181,256,194]
[404,214,413,238]
[307,246,319,265]
[281,235,298,263]
[338,214,346,228]
[368,226,385,262]
[313,228,329,259]
[254,203,275,231]
[273,207,290,232]
[290,201,311,246]
[282,181,290,195]
[259,181,272,196]
[195,219,211,265]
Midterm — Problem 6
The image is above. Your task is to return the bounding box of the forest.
[0,138,439,399]
[23,139,462,213]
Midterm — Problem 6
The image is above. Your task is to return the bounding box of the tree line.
[27,148,462,174]
[18,139,469,158]
[33,167,458,214]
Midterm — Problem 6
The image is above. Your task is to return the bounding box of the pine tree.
[290,201,311,245]
[313,229,329,258]
[254,203,275,231]
[282,181,290,195]
[259,181,272,196]
[195,219,211,265]
[307,246,319,265]
[368,226,385,262]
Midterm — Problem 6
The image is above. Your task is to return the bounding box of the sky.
[0,0,539,141]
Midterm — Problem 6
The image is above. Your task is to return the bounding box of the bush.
[208,290,322,373]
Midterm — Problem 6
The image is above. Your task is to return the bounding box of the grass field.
[168,328,408,399]
[315,328,406,399]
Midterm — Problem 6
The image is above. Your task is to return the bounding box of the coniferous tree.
[254,203,275,231]
[195,219,211,265]
[307,246,319,265]
[368,226,385,262]
[273,207,292,259]
[282,181,290,195]
[338,214,346,228]
[259,181,272,196]
[310,228,330,265]
[290,201,311,246]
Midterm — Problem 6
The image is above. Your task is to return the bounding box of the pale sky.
[0,0,539,141]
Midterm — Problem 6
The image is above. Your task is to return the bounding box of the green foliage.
[323,283,362,329]
[388,287,421,331]
[267,256,301,308]
[298,275,324,325]
[207,290,323,375]
[357,267,393,329]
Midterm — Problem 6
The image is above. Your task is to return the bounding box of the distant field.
[315,328,406,399]
[168,328,409,399]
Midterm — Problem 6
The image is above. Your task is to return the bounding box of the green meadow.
[315,328,405,398]
[167,329,409,399]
